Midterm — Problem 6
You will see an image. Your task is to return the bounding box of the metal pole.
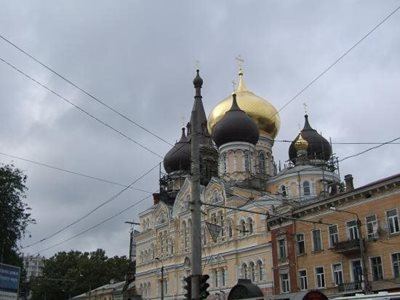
[161,265,164,300]
[191,70,202,300]
[357,218,370,293]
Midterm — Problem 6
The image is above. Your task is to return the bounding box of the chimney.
[153,193,160,205]
[344,174,354,192]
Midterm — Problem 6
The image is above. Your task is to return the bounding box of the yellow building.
[134,69,342,300]
[268,174,400,298]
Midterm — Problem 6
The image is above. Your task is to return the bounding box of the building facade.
[268,174,400,298]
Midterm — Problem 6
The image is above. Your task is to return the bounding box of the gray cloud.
[0,0,399,257]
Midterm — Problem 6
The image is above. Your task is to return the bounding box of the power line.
[0,33,173,147]
[0,151,152,194]
[21,162,159,249]
[35,192,154,254]
[276,4,400,115]
[275,139,400,145]
[0,56,163,159]
[339,136,400,162]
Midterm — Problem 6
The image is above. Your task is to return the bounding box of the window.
[303,181,311,196]
[296,234,305,255]
[257,260,263,281]
[244,151,250,172]
[393,252,400,278]
[247,218,254,234]
[240,220,246,236]
[328,225,338,247]
[370,256,383,280]
[280,273,290,293]
[213,269,218,287]
[278,238,287,260]
[299,270,308,290]
[219,211,225,237]
[281,185,287,197]
[241,263,248,279]
[387,209,400,234]
[366,215,378,239]
[258,152,266,174]
[347,220,359,240]
[332,263,343,286]
[249,262,255,282]
[221,269,226,286]
[315,267,325,288]
[312,229,322,252]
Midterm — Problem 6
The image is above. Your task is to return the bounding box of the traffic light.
[199,274,210,300]
[183,275,192,300]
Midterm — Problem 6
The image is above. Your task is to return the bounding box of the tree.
[0,164,34,265]
[30,249,130,300]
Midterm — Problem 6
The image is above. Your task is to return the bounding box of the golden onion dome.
[294,133,308,151]
[207,70,280,138]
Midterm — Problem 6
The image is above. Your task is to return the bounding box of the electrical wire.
[275,139,400,145]
[21,162,159,249]
[35,192,155,254]
[0,151,152,194]
[275,3,400,115]
[0,56,163,159]
[0,33,173,147]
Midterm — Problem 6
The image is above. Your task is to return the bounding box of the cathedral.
[134,68,341,299]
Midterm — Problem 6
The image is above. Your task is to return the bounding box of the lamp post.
[155,258,164,300]
[330,207,370,293]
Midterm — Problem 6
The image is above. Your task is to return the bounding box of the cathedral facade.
[134,69,341,300]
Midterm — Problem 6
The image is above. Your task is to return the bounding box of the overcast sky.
[1,1,399,258]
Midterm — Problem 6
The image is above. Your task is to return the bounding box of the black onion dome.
[163,128,191,174]
[289,114,332,162]
[212,94,259,148]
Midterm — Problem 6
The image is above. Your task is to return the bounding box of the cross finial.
[298,123,301,132]
[181,114,185,128]
[303,102,308,115]
[235,55,244,70]
[195,60,200,70]
[232,80,237,92]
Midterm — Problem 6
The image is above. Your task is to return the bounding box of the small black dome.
[289,114,332,163]
[193,69,203,88]
[163,128,191,174]
[212,94,259,148]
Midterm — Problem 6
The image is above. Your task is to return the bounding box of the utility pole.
[125,221,140,261]
[191,70,203,300]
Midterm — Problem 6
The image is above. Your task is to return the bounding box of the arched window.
[249,262,255,282]
[241,263,248,279]
[227,218,233,238]
[258,152,266,174]
[247,217,254,234]
[257,260,263,281]
[244,151,250,172]
[240,219,246,236]
[182,221,187,248]
[303,181,311,196]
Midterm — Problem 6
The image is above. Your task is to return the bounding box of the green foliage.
[0,164,34,264]
[30,249,130,300]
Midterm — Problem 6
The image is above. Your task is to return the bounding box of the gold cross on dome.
[232,80,237,92]
[235,55,244,70]
[303,102,308,115]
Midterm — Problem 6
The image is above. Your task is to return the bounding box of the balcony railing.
[333,239,362,254]
[338,281,363,292]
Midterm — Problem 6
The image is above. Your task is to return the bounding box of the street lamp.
[155,258,164,300]
[329,206,371,293]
